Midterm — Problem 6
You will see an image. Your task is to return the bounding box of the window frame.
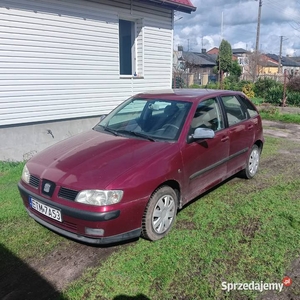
[237,95,259,119]
[119,17,144,78]
[189,97,225,135]
[220,95,248,127]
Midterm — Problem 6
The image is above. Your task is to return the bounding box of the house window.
[119,19,136,76]
[119,18,144,77]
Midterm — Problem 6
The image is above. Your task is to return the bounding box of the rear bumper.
[18,182,141,245]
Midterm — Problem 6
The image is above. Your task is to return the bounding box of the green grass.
[62,136,300,300]
[0,161,67,267]
[260,110,300,124]
[250,97,264,106]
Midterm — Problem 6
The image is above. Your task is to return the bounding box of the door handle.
[248,124,254,130]
[221,136,229,142]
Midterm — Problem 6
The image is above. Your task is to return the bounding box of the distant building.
[173,48,217,86]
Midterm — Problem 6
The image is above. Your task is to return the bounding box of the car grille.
[58,187,79,201]
[29,175,40,188]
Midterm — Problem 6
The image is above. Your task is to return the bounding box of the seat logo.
[43,183,51,193]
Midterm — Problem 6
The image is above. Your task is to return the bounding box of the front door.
[181,98,230,203]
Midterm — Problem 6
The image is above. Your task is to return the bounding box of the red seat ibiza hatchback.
[18,89,264,244]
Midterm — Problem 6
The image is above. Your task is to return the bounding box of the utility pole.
[219,11,224,89]
[278,36,283,74]
[255,0,262,54]
[255,0,262,80]
[282,69,287,106]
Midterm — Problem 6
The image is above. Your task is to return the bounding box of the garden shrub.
[287,76,300,92]
[205,82,219,89]
[254,78,281,98]
[242,83,255,98]
[265,85,283,105]
[189,84,201,89]
[286,91,300,106]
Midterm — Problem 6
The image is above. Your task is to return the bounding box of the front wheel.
[141,186,178,241]
[241,144,260,179]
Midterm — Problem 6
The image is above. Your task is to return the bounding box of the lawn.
[1,135,299,300]
[0,162,69,267]
[259,110,300,124]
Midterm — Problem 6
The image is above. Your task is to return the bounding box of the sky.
[174,0,300,57]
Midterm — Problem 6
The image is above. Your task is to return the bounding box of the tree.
[216,39,232,88]
[245,52,265,82]
[229,60,242,80]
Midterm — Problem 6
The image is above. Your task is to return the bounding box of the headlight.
[75,190,123,206]
[21,165,30,184]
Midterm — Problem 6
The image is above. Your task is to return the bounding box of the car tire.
[141,186,178,241]
[241,144,260,179]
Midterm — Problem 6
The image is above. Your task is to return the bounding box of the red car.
[18,89,264,244]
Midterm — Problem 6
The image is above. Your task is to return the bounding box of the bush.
[286,91,300,106]
[189,84,201,89]
[172,77,185,88]
[205,82,219,89]
[265,85,283,105]
[242,83,255,98]
[287,76,300,92]
[254,78,281,98]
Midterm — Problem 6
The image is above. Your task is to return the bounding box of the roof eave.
[143,0,196,13]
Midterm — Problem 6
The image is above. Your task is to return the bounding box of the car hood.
[27,130,174,190]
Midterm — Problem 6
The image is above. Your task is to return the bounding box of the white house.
[0,0,195,161]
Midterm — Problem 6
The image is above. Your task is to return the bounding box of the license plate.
[29,197,62,222]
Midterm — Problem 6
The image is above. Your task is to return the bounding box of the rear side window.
[221,96,247,126]
[238,96,259,118]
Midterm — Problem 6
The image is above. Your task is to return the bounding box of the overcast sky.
[174,0,300,56]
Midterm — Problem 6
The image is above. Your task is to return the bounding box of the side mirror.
[188,128,215,143]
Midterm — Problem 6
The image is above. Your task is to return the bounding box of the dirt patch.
[263,120,300,142]
[28,241,120,290]
[176,220,197,230]
[0,239,131,300]
[239,217,261,242]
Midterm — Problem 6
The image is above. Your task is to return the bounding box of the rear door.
[180,98,230,202]
[220,95,256,177]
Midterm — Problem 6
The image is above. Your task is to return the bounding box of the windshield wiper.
[117,130,156,142]
[130,131,156,142]
[101,126,119,136]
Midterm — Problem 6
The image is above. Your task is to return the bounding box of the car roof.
[134,89,245,102]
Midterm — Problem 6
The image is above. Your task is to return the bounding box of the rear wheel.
[142,186,178,241]
[241,144,260,179]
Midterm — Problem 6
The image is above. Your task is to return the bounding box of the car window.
[238,95,258,118]
[221,95,247,126]
[107,99,145,126]
[98,98,192,141]
[190,98,224,133]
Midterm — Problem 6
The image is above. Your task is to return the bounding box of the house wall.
[0,0,174,161]
[259,66,278,74]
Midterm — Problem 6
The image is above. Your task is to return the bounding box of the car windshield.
[95,98,192,141]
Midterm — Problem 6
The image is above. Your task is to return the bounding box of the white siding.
[0,0,174,126]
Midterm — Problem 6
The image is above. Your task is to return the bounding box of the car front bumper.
[18,182,141,245]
